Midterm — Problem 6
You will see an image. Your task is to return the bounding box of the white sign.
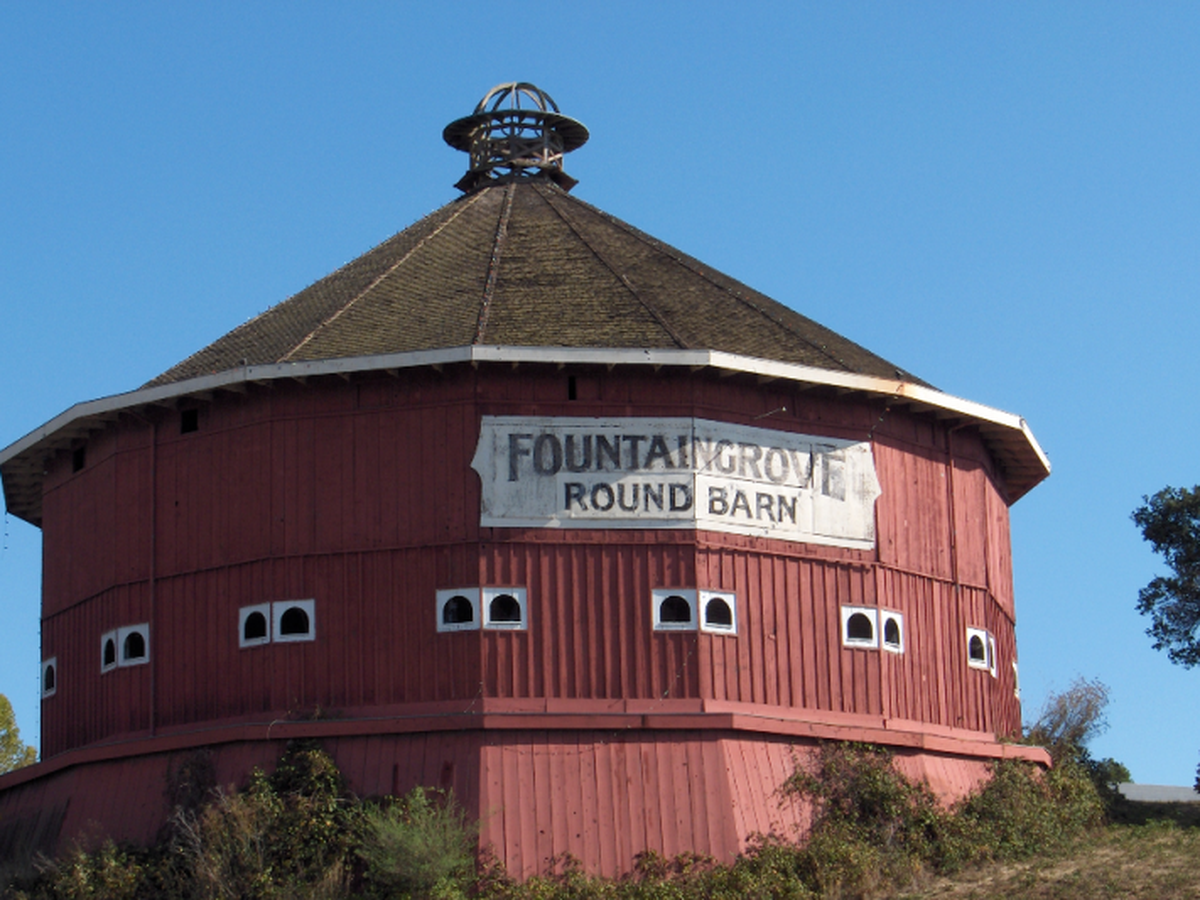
[471,416,881,550]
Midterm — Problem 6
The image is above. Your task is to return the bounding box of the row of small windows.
[651,590,737,634]
[101,624,150,673]
[436,588,528,632]
[840,607,905,653]
[435,588,739,635]
[239,600,316,647]
[39,602,1005,694]
[838,608,1002,677]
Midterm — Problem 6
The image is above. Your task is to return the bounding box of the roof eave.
[1,347,1050,526]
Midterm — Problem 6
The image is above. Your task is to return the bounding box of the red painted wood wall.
[38,363,1021,757]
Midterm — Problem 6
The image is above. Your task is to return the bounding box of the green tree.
[0,693,37,773]
[1132,486,1200,666]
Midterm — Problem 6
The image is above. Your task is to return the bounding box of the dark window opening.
[43,665,55,691]
[123,631,146,660]
[489,593,521,623]
[103,638,116,667]
[280,606,311,636]
[72,446,86,473]
[847,613,874,642]
[704,597,733,627]
[243,611,268,641]
[568,376,577,401]
[659,595,692,624]
[968,635,986,662]
[442,595,474,625]
[181,408,199,434]
[883,618,901,647]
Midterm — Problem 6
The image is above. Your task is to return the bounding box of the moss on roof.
[146,181,923,387]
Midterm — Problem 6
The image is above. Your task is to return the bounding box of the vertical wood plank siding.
[38,366,1021,756]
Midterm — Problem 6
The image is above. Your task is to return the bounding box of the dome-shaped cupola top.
[444,82,589,193]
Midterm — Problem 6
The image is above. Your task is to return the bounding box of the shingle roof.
[145,181,926,388]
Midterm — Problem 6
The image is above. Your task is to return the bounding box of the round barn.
[0,84,1050,876]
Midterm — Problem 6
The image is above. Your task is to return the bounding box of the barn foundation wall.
[0,716,1043,877]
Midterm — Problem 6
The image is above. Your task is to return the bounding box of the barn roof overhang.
[1,345,1050,527]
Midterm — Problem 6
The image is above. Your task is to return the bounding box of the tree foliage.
[0,693,37,774]
[1132,485,1200,666]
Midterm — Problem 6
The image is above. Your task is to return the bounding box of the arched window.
[244,612,268,640]
[123,631,146,660]
[436,589,481,633]
[443,596,474,625]
[705,597,732,626]
[700,590,737,634]
[841,607,879,648]
[968,634,985,661]
[102,635,117,671]
[238,603,272,647]
[117,624,150,666]
[42,658,57,698]
[881,612,904,653]
[280,607,310,635]
[489,594,520,622]
[966,626,995,675]
[273,599,316,643]
[652,589,697,631]
[483,588,527,630]
[847,614,873,641]
[660,595,692,623]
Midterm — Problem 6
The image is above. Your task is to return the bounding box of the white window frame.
[273,599,316,643]
[652,589,697,632]
[482,587,527,631]
[436,588,481,633]
[880,610,904,654]
[966,626,993,672]
[100,629,118,673]
[1012,660,1020,699]
[118,623,150,667]
[42,657,57,699]
[841,606,879,649]
[699,590,737,635]
[239,603,272,648]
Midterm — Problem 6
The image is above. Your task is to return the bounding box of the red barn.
[0,84,1050,876]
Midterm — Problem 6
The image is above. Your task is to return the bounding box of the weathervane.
[444,82,589,193]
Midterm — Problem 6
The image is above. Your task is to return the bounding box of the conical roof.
[2,86,1051,528]
[147,180,923,387]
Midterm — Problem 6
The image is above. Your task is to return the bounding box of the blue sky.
[2,3,1198,785]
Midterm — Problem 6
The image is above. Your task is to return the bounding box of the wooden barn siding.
[1,730,812,877]
[690,548,1019,736]
[40,368,1010,613]
[38,367,1020,755]
[2,732,997,878]
[41,544,1017,755]
[479,538,700,701]
[474,730,809,877]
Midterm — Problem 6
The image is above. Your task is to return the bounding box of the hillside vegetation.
[7,738,1173,900]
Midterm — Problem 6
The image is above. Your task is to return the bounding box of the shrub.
[6,841,152,900]
[1025,676,1110,765]
[356,787,476,898]
[950,755,1104,866]
[167,740,357,899]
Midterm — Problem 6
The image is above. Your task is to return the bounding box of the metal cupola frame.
[443,82,589,192]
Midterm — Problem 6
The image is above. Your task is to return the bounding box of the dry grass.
[897,818,1200,900]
